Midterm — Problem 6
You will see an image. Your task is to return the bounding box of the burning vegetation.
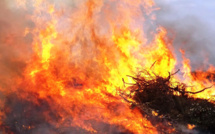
[120,68,215,133]
[0,0,215,134]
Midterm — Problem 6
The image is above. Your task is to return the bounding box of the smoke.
[1,0,214,133]
[2,92,132,134]
[0,1,149,133]
[0,0,34,90]
[1,0,214,83]
[154,0,215,70]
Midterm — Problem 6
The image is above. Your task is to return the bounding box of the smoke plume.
[154,0,215,70]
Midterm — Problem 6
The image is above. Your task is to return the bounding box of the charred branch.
[120,69,215,133]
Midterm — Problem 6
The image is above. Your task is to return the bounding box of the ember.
[0,0,215,134]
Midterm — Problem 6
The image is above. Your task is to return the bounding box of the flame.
[180,49,215,100]
[0,0,215,133]
[187,124,195,130]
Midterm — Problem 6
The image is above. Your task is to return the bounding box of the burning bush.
[120,69,215,133]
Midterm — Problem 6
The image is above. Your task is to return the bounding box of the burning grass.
[120,69,215,133]
[0,91,134,134]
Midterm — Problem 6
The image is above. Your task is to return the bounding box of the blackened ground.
[0,92,133,134]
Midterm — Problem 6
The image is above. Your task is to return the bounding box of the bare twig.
[150,61,157,69]
[184,86,213,94]
[171,69,180,76]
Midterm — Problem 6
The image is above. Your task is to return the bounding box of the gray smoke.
[0,1,144,133]
[1,0,214,133]
[154,0,215,70]
[0,0,34,90]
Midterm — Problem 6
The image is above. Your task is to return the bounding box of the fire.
[0,0,214,133]
[187,124,195,130]
[180,49,215,100]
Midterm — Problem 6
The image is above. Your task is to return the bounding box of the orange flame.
[0,0,214,133]
[187,124,195,130]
